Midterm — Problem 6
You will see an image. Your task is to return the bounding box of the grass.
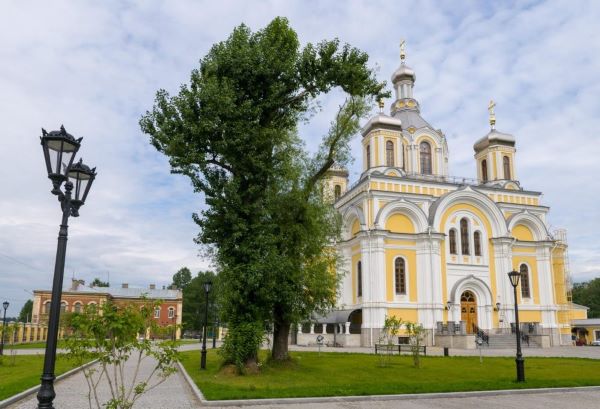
[179,350,600,400]
[8,341,67,350]
[0,354,83,401]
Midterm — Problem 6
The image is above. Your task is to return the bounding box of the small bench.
[374,344,427,356]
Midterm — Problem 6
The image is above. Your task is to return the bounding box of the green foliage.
[404,321,425,368]
[377,316,403,367]
[140,17,387,366]
[90,277,109,287]
[64,300,179,409]
[18,300,33,322]
[219,321,265,373]
[171,267,192,290]
[180,270,219,331]
[572,278,600,318]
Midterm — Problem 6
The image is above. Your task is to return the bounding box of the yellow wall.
[351,252,361,304]
[385,249,417,302]
[512,224,534,241]
[519,310,542,323]
[385,213,416,234]
[351,219,360,237]
[571,308,588,320]
[387,308,418,323]
[552,246,569,308]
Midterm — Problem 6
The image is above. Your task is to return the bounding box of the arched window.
[60,302,67,312]
[419,141,432,175]
[449,229,457,254]
[168,307,175,319]
[520,264,531,298]
[334,185,341,200]
[503,156,511,180]
[481,159,488,182]
[474,231,482,256]
[154,307,161,318]
[386,140,394,167]
[394,258,406,295]
[460,218,470,255]
[366,145,371,169]
[357,261,362,297]
[74,302,82,313]
[43,302,50,314]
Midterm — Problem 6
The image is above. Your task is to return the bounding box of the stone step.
[484,334,540,348]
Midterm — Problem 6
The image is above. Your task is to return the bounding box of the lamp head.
[508,270,521,288]
[40,126,82,194]
[2,301,8,311]
[203,281,212,294]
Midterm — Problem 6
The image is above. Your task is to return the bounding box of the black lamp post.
[37,126,96,409]
[200,281,212,369]
[0,301,9,356]
[508,270,525,382]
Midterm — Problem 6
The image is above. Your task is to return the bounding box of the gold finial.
[488,99,496,130]
[400,39,406,64]
[378,99,384,113]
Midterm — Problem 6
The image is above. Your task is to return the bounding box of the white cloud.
[1,0,599,315]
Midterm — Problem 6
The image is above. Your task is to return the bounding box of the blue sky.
[1,0,599,316]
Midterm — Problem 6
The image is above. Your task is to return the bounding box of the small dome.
[391,64,416,84]
[473,129,515,153]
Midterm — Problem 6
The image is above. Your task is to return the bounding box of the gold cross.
[488,100,496,129]
[400,39,406,62]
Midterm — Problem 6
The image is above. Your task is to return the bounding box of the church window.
[334,185,341,200]
[503,156,511,180]
[520,264,531,298]
[419,141,432,175]
[357,261,362,297]
[366,145,371,169]
[474,231,482,256]
[460,218,470,255]
[449,229,457,254]
[386,141,394,167]
[394,258,406,295]
[481,159,488,182]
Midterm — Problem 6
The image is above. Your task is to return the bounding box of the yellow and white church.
[301,45,584,349]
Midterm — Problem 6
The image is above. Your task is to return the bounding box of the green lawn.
[8,341,66,350]
[0,354,82,401]
[180,350,600,400]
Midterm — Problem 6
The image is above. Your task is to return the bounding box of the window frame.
[386,140,394,167]
[168,307,175,319]
[357,261,362,298]
[419,141,432,175]
[460,218,470,255]
[449,229,457,255]
[481,159,488,182]
[366,145,371,169]
[394,257,407,296]
[334,184,341,200]
[520,263,531,299]
[474,231,482,256]
[154,307,161,319]
[503,156,511,180]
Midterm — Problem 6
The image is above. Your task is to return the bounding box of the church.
[302,44,582,349]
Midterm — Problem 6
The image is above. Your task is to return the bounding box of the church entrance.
[461,290,478,334]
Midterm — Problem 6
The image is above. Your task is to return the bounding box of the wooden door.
[460,291,478,334]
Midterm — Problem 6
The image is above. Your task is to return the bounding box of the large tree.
[19,299,33,322]
[141,17,385,367]
[171,267,192,290]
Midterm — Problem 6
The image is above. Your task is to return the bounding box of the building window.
[394,258,406,295]
[449,229,457,254]
[474,231,482,256]
[419,141,432,175]
[357,261,362,297]
[366,145,371,169]
[503,156,511,180]
[481,159,488,182]
[520,264,531,298]
[334,184,341,200]
[60,302,67,312]
[386,140,394,167]
[43,302,50,314]
[168,307,175,319]
[74,302,82,313]
[154,308,161,318]
[460,218,470,255]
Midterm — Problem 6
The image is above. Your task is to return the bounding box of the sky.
[1,0,599,316]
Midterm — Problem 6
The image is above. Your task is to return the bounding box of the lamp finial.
[488,99,496,130]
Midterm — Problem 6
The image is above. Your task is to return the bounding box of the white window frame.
[154,308,161,318]
[168,307,175,319]
[519,262,533,302]
[393,256,409,301]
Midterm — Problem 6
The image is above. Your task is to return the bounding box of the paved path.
[8,356,199,409]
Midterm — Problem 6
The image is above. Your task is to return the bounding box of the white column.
[492,238,514,326]
[310,324,315,334]
[345,322,351,335]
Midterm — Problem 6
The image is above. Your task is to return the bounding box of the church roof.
[361,113,402,136]
[473,129,515,152]
[392,108,433,130]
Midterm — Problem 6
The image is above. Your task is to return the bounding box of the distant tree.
[90,277,109,287]
[18,299,33,322]
[171,267,192,290]
[180,271,219,332]
[572,278,600,318]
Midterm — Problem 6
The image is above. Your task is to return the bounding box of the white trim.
[519,262,533,303]
[392,256,409,301]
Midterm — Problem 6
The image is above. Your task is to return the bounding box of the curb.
[0,358,98,409]
[175,362,600,407]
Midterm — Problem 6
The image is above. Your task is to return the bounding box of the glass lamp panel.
[46,138,78,177]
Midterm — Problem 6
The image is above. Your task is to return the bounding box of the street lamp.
[0,301,9,356]
[37,126,96,409]
[508,270,525,382]
[201,281,212,369]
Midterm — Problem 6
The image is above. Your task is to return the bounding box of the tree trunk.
[271,320,291,361]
